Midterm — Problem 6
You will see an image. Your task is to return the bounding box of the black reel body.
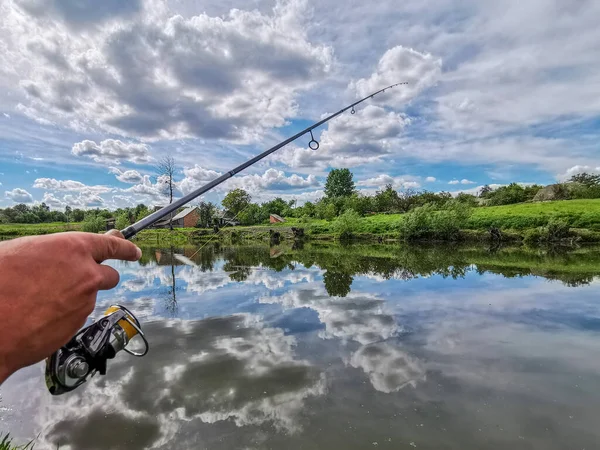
[45,305,148,395]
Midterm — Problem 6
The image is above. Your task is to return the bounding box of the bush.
[524,219,573,245]
[115,212,130,230]
[332,209,361,240]
[82,216,105,233]
[399,202,472,241]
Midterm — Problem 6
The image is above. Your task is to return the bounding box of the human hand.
[0,231,141,383]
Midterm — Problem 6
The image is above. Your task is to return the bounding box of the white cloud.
[448,179,475,185]
[558,165,600,181]
[109,167,144,184]
[357,174,420,190]
[179,166,319,196]
[351,46,442,106]
[33,177,112,193]
[71,139,152,165]
[5,187,34,203]
[273,104,410,169]
[41,192,65,209]
[425,176,436,182]
[3,0,333,141]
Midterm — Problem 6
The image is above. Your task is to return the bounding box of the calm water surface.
[2,243,600,449]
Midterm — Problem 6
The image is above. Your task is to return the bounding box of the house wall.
[183,209,200,228]
[270,215,283,223]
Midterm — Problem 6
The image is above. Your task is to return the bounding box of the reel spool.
[45,305,148,395]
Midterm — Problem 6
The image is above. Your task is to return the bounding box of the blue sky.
[0,0,599,209]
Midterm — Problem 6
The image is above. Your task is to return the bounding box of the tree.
[374,184,400,212]
[115,212,131,230]
[222,188,251,215]
[569,172,600,186]
[156,155,176,230]
[71,209,85,222]
[324,168,355,198]
[479,185,493,198]
[64,205,72,222]
[197,201,216,228]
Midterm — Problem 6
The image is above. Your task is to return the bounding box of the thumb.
[105,229,125,239]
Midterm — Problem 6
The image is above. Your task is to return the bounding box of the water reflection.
[39,315,325,449]
[2,243,600,449]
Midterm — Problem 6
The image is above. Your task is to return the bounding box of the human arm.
[0,231,141,384]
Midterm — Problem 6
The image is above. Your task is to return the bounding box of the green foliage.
[0,433,34,450]
[485,183,540,206]
[262,198,293,217]
[569,172,600,186]
[399,202,472,241]
[71,208,85,222]
[332,209,361,240]
[115,212,130,230]
[197,201,216,228]
[315,201,337,220]
[569,183,600,199]
[455,193,479,206]
[238,203,267,226]
[524,219,573,245]
[324,168,355,198]
[222,189,252,215]
[374,184,400,212]
[82,215,105,233]
[134,204,150,221]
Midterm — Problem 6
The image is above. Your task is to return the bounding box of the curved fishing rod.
[46,82,410,395]
[122,81,408,239]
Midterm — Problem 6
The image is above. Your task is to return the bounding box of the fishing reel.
[45,305,148,395]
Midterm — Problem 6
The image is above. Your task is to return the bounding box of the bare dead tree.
[156,155,176,230]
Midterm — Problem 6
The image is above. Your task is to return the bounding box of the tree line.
[1,170,599,227]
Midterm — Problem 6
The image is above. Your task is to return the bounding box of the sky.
[0,0,599,210]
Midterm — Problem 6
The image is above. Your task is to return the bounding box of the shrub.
[523,219,573,245]
[82,216,105,233]
[115,212,130,230]
[399,203,435,240]
[431,202,472,239]
[399,202,472,241]
[332,209,361,240]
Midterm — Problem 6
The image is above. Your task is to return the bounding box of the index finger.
[85,233,142,263]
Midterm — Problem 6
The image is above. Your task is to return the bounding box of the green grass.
[6,199,597,243]
[0,433,34,450]
[467,199,600,230]
[0,222,81,237]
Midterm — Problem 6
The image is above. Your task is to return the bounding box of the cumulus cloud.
[357,174,420,190]
[4,0,333,141]
[109,167,144,184]
[448,179,475,185]
[72,139,152,165]
[5,187,33,203]
[179,166,319,196]
[351,46,442,106]
[425,176,436,182]
[273,105,410,169]
[33,177,112,193]
[558,165,600,181]
[41,192,65,208]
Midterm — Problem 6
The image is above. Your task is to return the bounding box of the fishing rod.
[121,81,408,239]
[45,81,408,395]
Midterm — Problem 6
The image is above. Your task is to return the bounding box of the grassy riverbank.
[0,222,82,237]
[2,199,600,244]
[132,199,600,245]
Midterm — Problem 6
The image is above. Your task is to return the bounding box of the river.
[2,242,600,449]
